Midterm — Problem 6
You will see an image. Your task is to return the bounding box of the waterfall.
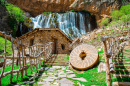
[31,11,91,39]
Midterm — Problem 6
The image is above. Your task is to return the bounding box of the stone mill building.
[18,28,72,54]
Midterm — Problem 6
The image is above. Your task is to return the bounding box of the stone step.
[114,59,130,61]
[113,82,130,86]
[114,62,130,65]
[113,57,130,59]
[115,69,130,72]
[115,65,130,68]
[113,74,130,78]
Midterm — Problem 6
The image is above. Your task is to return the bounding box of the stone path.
[36,66,87,86]
[14,66,87,86]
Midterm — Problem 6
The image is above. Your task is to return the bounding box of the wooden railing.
[0,35,53,85]
[101,36,123,86]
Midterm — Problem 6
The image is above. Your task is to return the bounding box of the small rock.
[98,48,101,52]
[98,62,106,72]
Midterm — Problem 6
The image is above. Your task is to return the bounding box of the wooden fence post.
[21,40,24,78]
[10,35,15,83]
[101,37,111,86]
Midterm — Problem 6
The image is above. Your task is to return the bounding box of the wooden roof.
[18,28,73,42]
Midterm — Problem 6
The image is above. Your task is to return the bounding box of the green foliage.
[120,14,130,22]
[100,18,110,26]
[111,10,124,21]
[6,4,25,24]
[120,4,130,15]
[0,0,6,5]
[42,12,52,15]
[101,4,130,27]
[65,10,73,13]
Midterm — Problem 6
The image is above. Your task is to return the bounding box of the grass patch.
[0,36,12,56]
[69,66,106,86]
[0,62,43,85]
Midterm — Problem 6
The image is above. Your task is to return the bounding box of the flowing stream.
[31,11,91,39]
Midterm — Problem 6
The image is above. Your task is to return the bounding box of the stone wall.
[21,30,71,54]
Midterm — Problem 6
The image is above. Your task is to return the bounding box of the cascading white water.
[31,11,91,39]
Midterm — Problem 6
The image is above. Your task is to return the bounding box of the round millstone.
[69,44,99,70]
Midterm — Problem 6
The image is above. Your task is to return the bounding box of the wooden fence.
[0,34,53,85]
[101,36,125,86]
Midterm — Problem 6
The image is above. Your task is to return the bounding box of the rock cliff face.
[0,4,11,33]
[7,0,122,20]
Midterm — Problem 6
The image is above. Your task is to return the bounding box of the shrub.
[120,4,130,15]
[120,14,130,22]
[111,10,124,21]
[100,18,110,26]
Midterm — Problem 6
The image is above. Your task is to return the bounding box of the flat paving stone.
[72,77,87,82]
[53,82,59,85]
[66,70,71,72]
[59,71,65,75]
[48,76,58,79]
[58,75,66,78]
[23,81,35,84]
[52,66,62,69]
[58,78,74,86]
[37,82,50,85]
[67,74,76,78]
[43,78,55,82]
